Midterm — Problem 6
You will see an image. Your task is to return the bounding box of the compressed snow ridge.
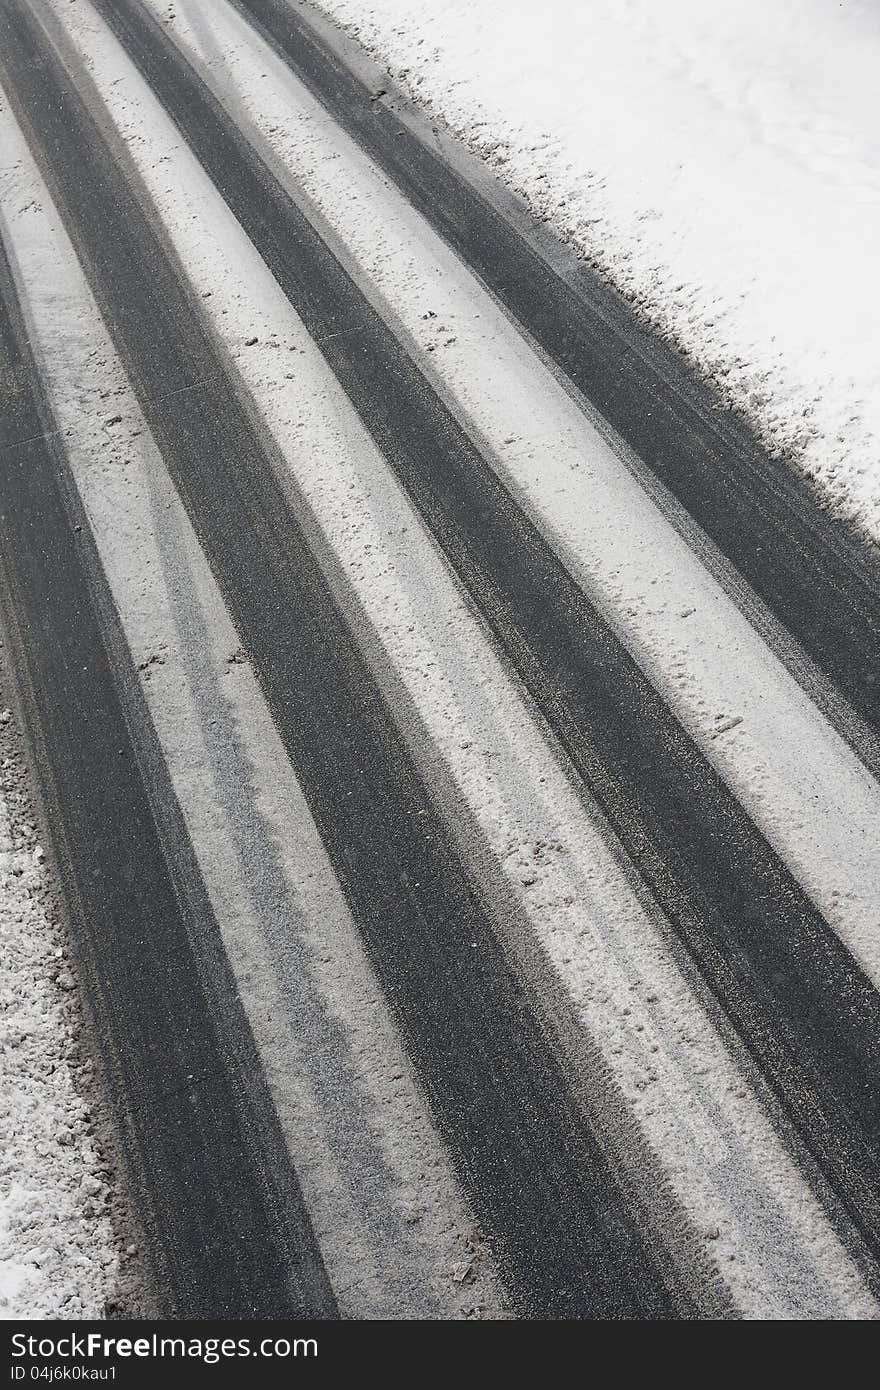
[311,0,880,546]
[0,692,129,1319]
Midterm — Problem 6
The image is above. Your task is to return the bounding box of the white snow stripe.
[147,0,880,991]
[0,88,503,1321]
[35,0,880,1317]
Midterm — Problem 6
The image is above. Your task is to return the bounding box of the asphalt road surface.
[1,0,879,1319]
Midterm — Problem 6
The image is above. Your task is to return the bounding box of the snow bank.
[311,0,880,543]
[0,697,127,1319]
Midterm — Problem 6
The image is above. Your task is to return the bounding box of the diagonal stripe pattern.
[0,0,878,1320]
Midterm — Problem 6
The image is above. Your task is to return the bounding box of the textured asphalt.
[1,0,879,1320]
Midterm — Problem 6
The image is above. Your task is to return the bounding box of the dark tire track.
[0,0,707,1320]
[0,242,336,1320]
[80,0,880,1274]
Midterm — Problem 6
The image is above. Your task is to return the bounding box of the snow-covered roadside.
[309,0,880,546]
[0,670,141,1319]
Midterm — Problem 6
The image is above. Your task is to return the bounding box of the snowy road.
[1,0,879,1319]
